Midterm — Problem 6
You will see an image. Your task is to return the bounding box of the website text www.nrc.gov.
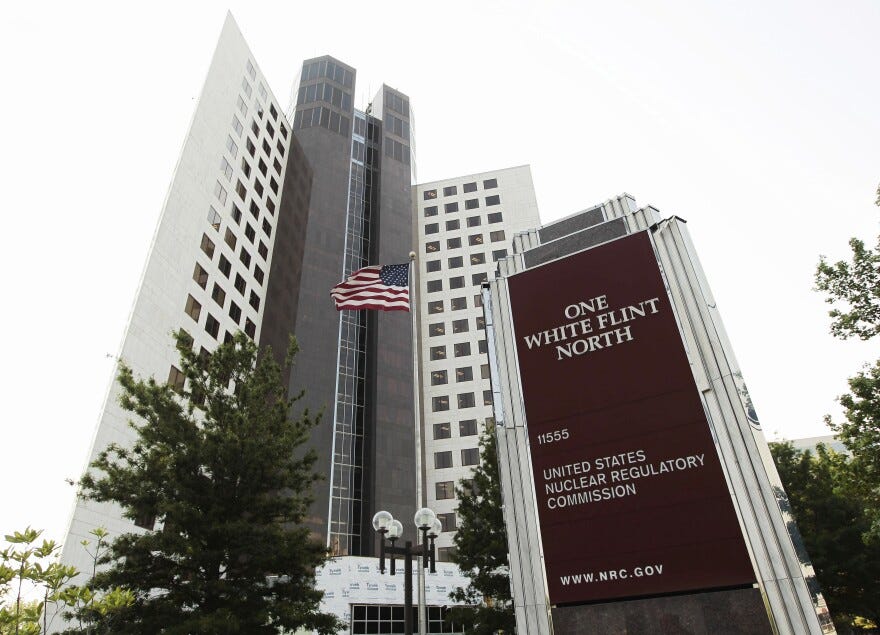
[560,564,664,586]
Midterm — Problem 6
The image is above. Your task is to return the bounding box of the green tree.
[814,186,880,542]
[770,442,880,632]
[77,331,341,634]
[447,425,515,634]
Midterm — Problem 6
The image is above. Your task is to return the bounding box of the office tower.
[56,15,312,589]
[288,58,417,556]
[414,166,540,558]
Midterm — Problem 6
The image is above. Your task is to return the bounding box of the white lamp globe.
[372,510,393,532]
[414,507,436,529]
[388,519,404,540]
[429,518,443,538]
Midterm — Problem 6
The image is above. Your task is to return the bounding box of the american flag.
[330,263,410,311]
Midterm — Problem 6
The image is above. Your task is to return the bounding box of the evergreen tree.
[770,442,880,632]
[77,331,341,634]
[447,425,515,634]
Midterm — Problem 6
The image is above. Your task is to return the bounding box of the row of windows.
[351,604,462,634]
[384,89,409,116]
[427,295,482,315]
[429,339,487,360]
[423,178,498,200]
[185,294,256,340]
[384,137,410,165]
[423,196,501,215]
[436,480,476,501]
[434,447,480,469]
[427,274,490,293]
[296,80,354,113]
[384,112,409,140]
[433,419,480,439]
[424,205,504,225]
[425,250,507,274]
[294,105,352,137]
[425,231,506,253]
[302,58,354,89]
[423,215,504,234]
[241,70,283,131]
[430,364,490,385]
[427,316,486,336]
[431,390,493,412]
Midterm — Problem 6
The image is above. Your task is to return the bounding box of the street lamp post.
[372,508,443,635]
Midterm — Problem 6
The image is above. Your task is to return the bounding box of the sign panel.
[507,231,755,605]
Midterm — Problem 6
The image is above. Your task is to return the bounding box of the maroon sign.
[507,231,754,605]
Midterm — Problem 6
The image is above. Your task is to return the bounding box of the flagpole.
[408,251,427,635]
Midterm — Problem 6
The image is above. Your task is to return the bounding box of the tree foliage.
[815,236,880,340]
[77,331,341,634]
[447,425,515,634]
[770,442,880,632]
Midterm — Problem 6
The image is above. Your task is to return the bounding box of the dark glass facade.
[290,56,416,555]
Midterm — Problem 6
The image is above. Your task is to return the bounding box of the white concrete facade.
[56,13,297,600]
[414,166,540,557]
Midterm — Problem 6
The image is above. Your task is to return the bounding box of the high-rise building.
[57,15,312,588]
[413,166,540,558]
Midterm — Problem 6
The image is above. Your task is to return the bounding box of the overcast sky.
[1,0,878,544]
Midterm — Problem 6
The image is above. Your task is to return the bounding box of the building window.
[436,481,454,500]
[266,122,275,139]
[451,297,467,311]
[481,364,490,379]
[215,256,230,279]
[446,219,460,231]
[252,120,260,136]
[234,274,246,294]
[492,249,508,261]
[488,212,503,223]
[240,248,252,268]
[244,318,256,339]
[214,181,228,206]
[471,253,486,265]
[245,224,256,243]
[456,367,473,382]
[262,218,272,238]
[426,259,441,273]
[430,346,446,361]
[469,234,484,246]
[424,205,438,217]
[472,273,488,286]
[449,276,465,289]
[246,138,256,157]
[262,139,271,155]
[167,365,186,394]
[224,229,237,250]
[231,204,243,225]
[459,419,478,436]
[254,265,264,285]
[467,215,481,227]
[476,316,486,330]
[444,202,459,213]
[483,389,493,405]
[448,256,463,269]
[437,513,457,532]
[442,185,457,196]
[425,241,440,253]
[486,195,501,206]
[423,189,437,200]
[258,158,268,175]
[454,342,471,357]
[208,206,222,231]
[249,291,260,311]
[428,300,444,314]
[220,158,234,183]
[427,280,443,293]
[192,263,208,289]
[211,283,226,307]
[463,182,477,193]
[465,198,479,210]
[229,301,241,324]
[474,294,482,307]
[433,422,451,439]
[246,59,256,80]
[432,396,450,412]
[483,178,498,189]
[461,447,480,466]
[447,237,462,249]
[490,230,506,242]
[235,180,247,201]
[205,313,220,339]
[458,393,475,408]
[435,451,453,469]
[429,322,445,337]
[231,116,243,137]
[478,339,488,354]
[250,201,260,218]
[240,157,251,178]
[226,135,238,158]
[437,547,457,562]
[254,179,264,198]
[431,370,448,385]
[425,223,439,235]
[237,95,247,116]
[452,319,469,334]
[200,234,215,259]
[273,157,283,174]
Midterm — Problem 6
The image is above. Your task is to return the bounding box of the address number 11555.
[536,429,569,445]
